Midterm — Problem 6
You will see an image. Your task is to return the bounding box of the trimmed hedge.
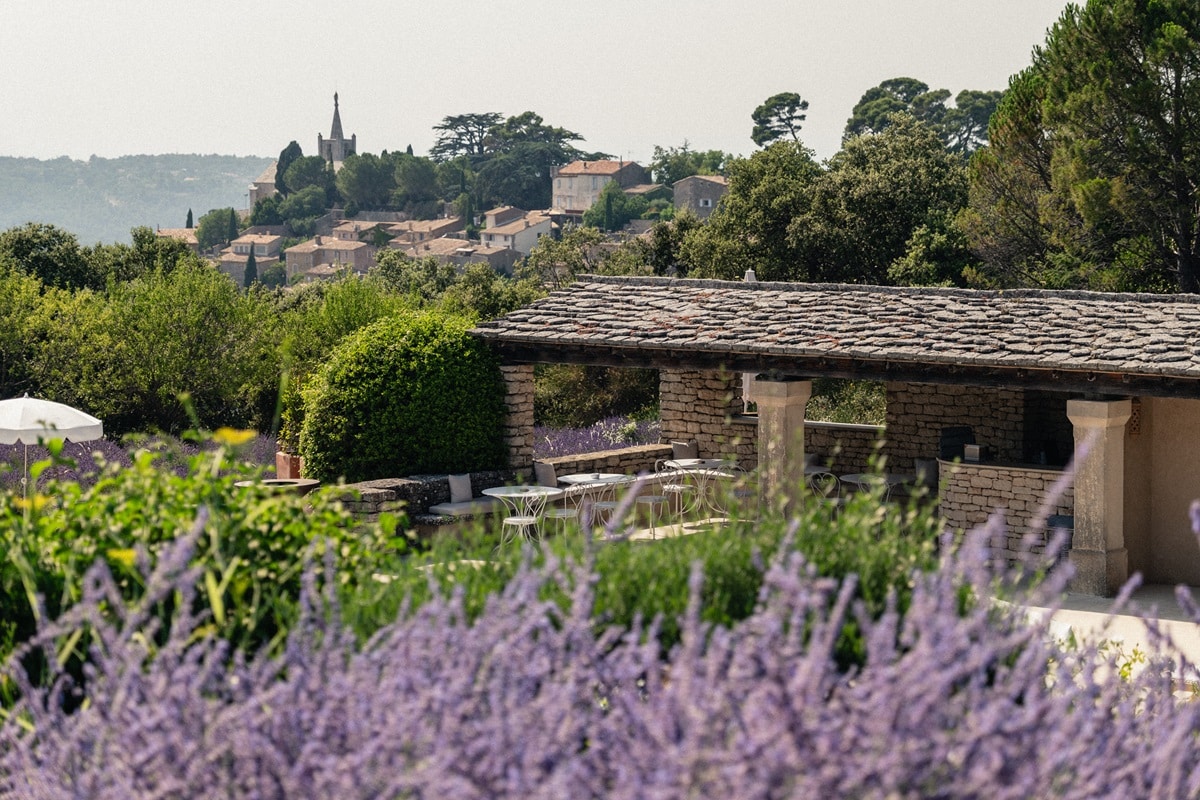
[299,311,507,482]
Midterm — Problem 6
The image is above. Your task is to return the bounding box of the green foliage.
[299,311,507,482]
[437,263,545,321]
[277,185,327,230]
[643,212,703,276]
[649,142,731,185]
[681,142,822,281]
[275,275,413,452]
[1040,0,1200,291]
[0,265,42,397]
[186,208,193,228]
[790,115,969,285]
[282,156,334,198]
[346,483,939,665]
[0,436,396,664]
[429,113,503,163]
[391,154,440,211]
[581,181,648,231]
[244,247,257,288]
[335,153,396,211]
[534,364,658,428]
[249,195,283,227]
[274,141,304,196]
[27,262,279,436]
[751,91,809,147]
[195,207,237,251]
[259,263,287,290]
[846,78,1001,157]
[804,379,886,425]
[0,222,96,290]
[520,225,608,287]
[84,226,198,284]
[969,1,1200,291]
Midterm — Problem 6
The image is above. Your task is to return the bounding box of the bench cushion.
[426,497,503,517]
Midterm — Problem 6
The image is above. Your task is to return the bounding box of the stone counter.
[938,459,1074,565]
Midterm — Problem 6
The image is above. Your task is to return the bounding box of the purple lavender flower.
[3,512,1200,798]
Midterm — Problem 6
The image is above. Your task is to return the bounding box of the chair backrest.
[533,461,558,488]
[806,471,840,499]
[671,440,698,460]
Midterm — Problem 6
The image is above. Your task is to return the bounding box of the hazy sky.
[2,0,1070,165]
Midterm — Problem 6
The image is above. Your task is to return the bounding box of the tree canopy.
[845,78,1001,157]
[649,143,731,185]
[964,0,1200,292]
[751,92,809,147]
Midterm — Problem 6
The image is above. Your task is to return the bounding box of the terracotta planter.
[275,451,305,479]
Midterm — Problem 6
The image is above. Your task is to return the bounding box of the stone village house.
[473,274,1200,597]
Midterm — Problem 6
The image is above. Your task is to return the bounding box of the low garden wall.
[338,469,516,525]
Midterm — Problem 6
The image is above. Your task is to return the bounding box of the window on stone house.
[699,198,713,208]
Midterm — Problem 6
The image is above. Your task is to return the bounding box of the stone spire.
[330,92,344,140]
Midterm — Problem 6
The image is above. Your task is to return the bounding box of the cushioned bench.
[425,497,503,517]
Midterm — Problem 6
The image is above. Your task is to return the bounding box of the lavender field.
[0,435,278,494]
[533,416,661,458]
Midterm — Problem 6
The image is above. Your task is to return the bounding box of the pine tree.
[244,246,257,288]
[186,208,193,229]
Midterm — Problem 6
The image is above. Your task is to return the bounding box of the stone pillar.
[755,377,812,504]
[1066,398,1132,596]
[501,364,535,472]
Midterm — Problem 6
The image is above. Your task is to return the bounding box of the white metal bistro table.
[558,473,634,527]
[662,458,738,517]
[482,485,564,544]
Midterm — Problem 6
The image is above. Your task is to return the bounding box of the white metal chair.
[533,461,580,532]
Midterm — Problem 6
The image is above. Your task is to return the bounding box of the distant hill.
[0,154,276,245]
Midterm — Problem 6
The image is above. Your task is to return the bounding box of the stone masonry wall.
[539,443,673,478]
[501,364,535,470]
[885,382,1025,467]
[805,422,885,475]
[938,460,1074,565]
[660,369,756,464]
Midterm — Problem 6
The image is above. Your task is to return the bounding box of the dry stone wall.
[938,460,1074,565]
[539,444,672,478]
[501,364,535,469]
[884,382,1025,466]
[660,369,756,464]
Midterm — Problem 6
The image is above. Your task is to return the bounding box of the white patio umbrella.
[0,394,104,498]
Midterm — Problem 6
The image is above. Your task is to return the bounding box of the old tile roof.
[555,160,635,176]
[473,275,1200,397]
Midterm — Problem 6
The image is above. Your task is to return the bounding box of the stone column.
[1066,398,1132,596]
[755,377,812,505]
[501,364,535,472]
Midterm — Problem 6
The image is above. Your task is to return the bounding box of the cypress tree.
[226,208,238,244]
[186,208,193,229]
[244,246,257,288]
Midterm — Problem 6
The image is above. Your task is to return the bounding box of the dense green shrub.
[0,434,398,669]
[275,275,414,452]
[299,311,508,482]
[25,262,280,435]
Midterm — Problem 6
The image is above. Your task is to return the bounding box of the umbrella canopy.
[0,395,103,445]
